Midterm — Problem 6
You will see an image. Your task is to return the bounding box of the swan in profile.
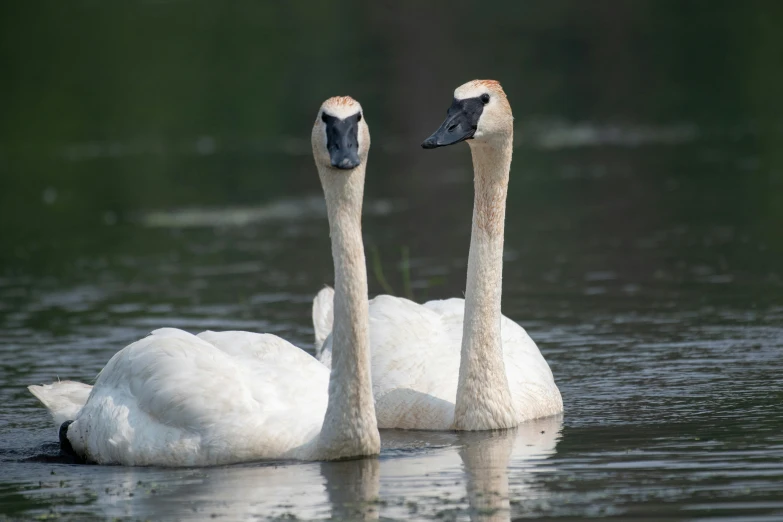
[314,80,563,431]
[28,96,380,465]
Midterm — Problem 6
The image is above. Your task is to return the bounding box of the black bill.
[421,97,485,149]
[323,112,362,169]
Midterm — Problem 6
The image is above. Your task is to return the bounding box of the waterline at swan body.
[28,96,379,465]
[314,80,563,431]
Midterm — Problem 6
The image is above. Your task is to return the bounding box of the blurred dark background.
[1,0,781,310]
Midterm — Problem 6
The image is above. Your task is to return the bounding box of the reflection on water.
[378,418,562,521]
[2,0,783,520]
[0,418,561,521]
[322,458,381,521]
[461,431,515,522]
[2,135,782,520]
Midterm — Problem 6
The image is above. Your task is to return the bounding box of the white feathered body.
[28,95,384,466]
[317,80,565,431]
[316,294,563,430]
[31,328,329,466]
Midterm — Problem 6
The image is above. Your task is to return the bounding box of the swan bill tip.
[421,138,437,149]
[59,420,75,454]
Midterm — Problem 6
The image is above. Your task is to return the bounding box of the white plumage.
[31,328,329,466]
[315,295,562,430]
[28,380,92,429]
[315,80,563,430]
[312,285,335,355]
[28,96,380,465]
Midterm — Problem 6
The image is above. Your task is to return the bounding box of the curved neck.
[316,163,380,458]
[454,137,517,430]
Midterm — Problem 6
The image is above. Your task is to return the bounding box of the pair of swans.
[29,80,563,466]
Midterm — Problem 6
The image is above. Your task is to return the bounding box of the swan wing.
[312,286,335,356]
[424,298,562,419]
[365,295,460,429]
[370,296,562,428]
[317,295,462,429]
[67,328,329,466]
[311,292,562,430]
[499,317,564,420]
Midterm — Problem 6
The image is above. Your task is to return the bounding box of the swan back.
[312,286,334,355]
[65,328,329,465]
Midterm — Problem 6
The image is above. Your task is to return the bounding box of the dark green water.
[1,1,782,520]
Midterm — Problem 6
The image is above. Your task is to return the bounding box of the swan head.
[312,96,370,170]
[421,80,512,149]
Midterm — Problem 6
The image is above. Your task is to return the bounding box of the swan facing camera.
[323,112,362,169]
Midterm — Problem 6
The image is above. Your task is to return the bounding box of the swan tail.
[312,286,335,355]
[28,381,92,432]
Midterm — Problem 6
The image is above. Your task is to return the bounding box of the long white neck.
[454,136,517,430]
[316,162,380,459]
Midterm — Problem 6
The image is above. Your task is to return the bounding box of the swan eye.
[321,112,328,123]
[480,93,490,104]
[357,113,362,122]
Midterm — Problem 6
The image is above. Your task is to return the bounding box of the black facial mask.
[322,112,362,169]
[421,96,486,149]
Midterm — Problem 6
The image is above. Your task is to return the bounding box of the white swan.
[28,96,380,465]
[314,80,563,431]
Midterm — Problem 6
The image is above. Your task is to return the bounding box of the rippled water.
[3,1,783,520]
[2,125,782,520]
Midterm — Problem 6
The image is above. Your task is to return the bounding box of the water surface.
[1,1,782,520]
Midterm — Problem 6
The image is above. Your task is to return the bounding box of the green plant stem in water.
[369,245,395,296]
[401,246,413,300]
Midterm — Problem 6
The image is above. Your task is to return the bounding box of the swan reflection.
[380,415,562,521]
[84,415,561,520]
